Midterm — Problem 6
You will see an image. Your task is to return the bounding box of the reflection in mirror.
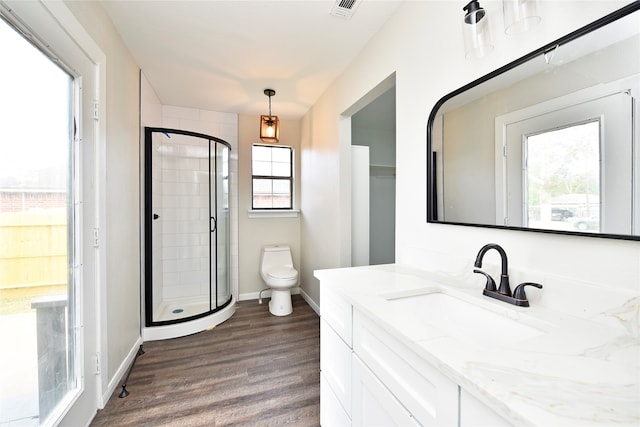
[427,3,640,240]
[525,122,600,232]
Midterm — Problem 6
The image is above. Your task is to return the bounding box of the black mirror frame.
[426,1,640,242]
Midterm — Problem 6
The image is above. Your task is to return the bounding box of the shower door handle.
[210,216,217,233]
[153,214,159,220]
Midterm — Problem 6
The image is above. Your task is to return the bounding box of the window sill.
[248,209,300,219]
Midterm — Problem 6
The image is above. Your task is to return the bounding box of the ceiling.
[101,0,403,119]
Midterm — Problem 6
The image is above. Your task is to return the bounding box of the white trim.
[238,287,320,316]
[239,286,300,301]
[300,287,320,315]
[101,337,143,407]
[39,0,110,411]
[248,209,300,218]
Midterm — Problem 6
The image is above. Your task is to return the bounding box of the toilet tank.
[261,245,294,271]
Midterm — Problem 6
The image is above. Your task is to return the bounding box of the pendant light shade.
[503,0,541,35]
[462,1,493,59]
[260,89,280,143]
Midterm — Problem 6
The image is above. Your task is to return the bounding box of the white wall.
[238,115,301,299]
[301,1,640,307]
[141,74,162,126]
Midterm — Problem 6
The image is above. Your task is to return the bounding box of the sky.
[0,18,72,189]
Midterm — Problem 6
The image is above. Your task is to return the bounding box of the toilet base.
[269,289,293,316]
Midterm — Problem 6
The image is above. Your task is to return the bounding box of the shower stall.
[143,127,235,341]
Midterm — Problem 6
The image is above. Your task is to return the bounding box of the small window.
[252,144,293,209]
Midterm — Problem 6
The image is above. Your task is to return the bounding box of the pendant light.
[462,1,493,59]
[260,89,280,143]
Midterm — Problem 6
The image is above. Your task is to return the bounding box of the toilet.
[260,245,299,316]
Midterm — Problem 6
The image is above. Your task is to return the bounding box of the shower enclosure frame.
[143,127,234,338]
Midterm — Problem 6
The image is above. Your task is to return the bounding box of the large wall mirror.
[427,2,640,241]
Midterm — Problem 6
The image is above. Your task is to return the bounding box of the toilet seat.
[267,267,298,280]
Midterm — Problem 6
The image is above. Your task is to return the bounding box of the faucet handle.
[473,269,497,292]
[513,282,543,306]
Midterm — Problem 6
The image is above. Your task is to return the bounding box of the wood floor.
[91,295,320,427]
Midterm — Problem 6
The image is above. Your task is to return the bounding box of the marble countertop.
[314,264,640,426]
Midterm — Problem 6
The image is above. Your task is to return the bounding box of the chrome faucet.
[473,243,542,307]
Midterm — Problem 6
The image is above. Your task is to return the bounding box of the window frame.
[251,144,294,210]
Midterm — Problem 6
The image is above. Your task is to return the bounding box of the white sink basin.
[385,292,544,347]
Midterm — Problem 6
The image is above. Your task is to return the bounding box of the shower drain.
[172,308,184,314]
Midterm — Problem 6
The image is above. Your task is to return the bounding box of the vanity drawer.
[352,354,421,427]
[321,285,352,346]
[353,309,458,426]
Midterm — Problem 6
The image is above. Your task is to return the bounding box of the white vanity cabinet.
[321,283,457,426]
[316,264,639,426]
[320,286,353,426]
[320,281,512,427]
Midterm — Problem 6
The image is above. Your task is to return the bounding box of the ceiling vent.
[330,0,361,19]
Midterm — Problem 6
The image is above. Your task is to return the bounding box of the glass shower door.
[145,128,232,326]
[211,143,230,309]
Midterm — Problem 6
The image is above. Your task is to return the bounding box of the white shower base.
[155,297,208,321]
[143,295,235,341]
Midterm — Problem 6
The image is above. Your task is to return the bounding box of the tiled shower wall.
[158,133,212,300]
[150,133,164,311]
[161,106,239,304]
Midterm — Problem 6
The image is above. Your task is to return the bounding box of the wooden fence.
[0,209,67,290]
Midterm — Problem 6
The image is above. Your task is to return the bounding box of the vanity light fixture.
[462,1,494,59]
[260,88,280,143]
[503,0,541,35]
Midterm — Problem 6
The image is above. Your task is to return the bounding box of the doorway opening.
[348,81,396,266]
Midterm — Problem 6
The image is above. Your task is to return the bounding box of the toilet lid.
[267,267,297,279]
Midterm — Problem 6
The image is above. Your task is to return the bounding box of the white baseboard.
[239,287,319,315]
[101,336,143,407]
[300,288,320,315]
[239,286,300,301]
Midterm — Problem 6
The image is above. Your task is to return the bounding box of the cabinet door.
[352,355,420,427]
[321,318,352,416]
[321,374,351,427]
